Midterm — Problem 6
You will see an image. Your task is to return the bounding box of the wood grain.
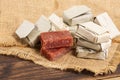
[0,55,120,80]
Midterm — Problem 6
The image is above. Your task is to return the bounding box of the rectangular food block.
[41,47,71,61]
[63,5,91,26]
[94,12,120,39]
[24,27,41,47]
[76,46,108,60]
[15,20,35,39]
[35,15,51,32]
[77,38,111,51]
[40,31,73,49]
[71,12,93,25]
[64,12,93,26]
[77,22,110,43]
[63,5,91,19]
[49,13,67,31]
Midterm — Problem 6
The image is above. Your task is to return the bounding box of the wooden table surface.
[0,55,120,80]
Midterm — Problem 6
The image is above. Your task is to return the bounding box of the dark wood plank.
[0,55,120,80]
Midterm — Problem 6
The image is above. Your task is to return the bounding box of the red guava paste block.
[40,31,73,49]
[41,47,71,61]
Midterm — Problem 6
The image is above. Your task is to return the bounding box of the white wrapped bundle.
[49,13,68,31]
[76,46,108,60]
[77,22,110,43]
[35,15,51,32]
[94,12,120,39]
[77,38,111,51]
[63,5,93,26]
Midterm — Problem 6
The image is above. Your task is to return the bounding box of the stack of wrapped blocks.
[15,5,120,61]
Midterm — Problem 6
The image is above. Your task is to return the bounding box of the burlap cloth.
[0,0,120,75]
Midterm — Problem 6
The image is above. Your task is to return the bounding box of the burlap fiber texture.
[0,0,120,75]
